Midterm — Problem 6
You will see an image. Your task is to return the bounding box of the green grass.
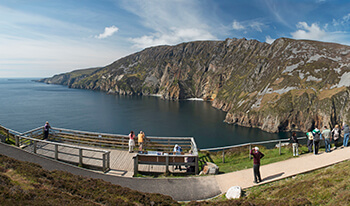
[199,145,310,174]
[188,159,350,205]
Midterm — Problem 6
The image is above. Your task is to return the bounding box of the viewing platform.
[0,124,199,177]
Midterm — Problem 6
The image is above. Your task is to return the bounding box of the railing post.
[165,154,169,175]
[279,141,281,155]
[102,153,106,172]
[107,152,110,171]
[33,141,37,153]
[133,155,139,176]
[79,149,83,167]
[55,145,59,160]
[6,130,9,142]
[15,135,19,147]
[222,150,225,163]
[195,156,199,174]
[249,144,252,159]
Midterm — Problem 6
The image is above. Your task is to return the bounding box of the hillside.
[0,154,178,205]
[38,37,350,133]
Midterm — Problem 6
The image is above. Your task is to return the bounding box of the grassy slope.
[0,154,179,206]
[189,159,350,206]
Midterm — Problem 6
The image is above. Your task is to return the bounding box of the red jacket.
[250,150,264,165]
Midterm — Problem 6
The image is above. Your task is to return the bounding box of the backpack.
[314,132,320,141]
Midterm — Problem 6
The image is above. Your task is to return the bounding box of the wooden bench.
[133,153,198,176]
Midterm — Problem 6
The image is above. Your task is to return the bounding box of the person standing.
[250,146,264,184]
[128,131,135,153]
[322,126,332,153]
[342,122,350,147]
[138,131,145,152]
[332,124,340,149]
[173,144,183,170]
[312,127,321,154]
[306,129,314,153]
[43,121,51,140]
[289,132,299,156]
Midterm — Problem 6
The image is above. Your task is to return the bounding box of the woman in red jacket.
[250,147,264,184]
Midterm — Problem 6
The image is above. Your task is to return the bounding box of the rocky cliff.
[38,37,350,133]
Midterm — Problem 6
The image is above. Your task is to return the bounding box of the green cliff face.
[38,37,350,133]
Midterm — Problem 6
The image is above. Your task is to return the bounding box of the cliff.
[38,37,350,133]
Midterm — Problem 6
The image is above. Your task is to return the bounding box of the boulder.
[226,186,241,199]
[200,162,219,175]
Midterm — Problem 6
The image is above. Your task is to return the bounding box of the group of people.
[306,122,350,155]
[250,122,350,184]
[128,131,146,153]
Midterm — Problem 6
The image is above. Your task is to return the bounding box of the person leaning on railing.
[43,121,51,140]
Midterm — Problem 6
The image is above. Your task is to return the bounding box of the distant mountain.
[38,37,350,133]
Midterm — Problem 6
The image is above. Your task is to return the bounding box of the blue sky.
[0,0,349,77]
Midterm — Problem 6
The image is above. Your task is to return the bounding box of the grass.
[188,159,350,205]
[0,154,179,205]
[199,145,310,174]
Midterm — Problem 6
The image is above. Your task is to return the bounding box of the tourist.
[173,144,183,170]
[322,126,331,153]
[43,121,51,140]
[312,127,321,154]
[173,144,182,154]
[250,146,264,184]
[332,124,340,149]
[342,122,350,147]
[138,131,145,153]
[289,132,299,156]
[185,150,195,173]
[129,131,135,153]
[306,129,314,153]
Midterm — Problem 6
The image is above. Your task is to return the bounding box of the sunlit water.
[0,78,292,149]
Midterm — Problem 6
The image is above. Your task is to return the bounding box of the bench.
[133,153,198,176]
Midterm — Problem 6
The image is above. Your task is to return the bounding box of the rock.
[275,142,290,148]
[201,162,219,175]
[226,186,242,199]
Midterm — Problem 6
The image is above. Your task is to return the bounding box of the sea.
[0,78,292,149]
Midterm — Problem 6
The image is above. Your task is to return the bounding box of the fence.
[200,136,308,163]
[0,124,110,172]
[23,127,200,155]
[0,124,22,143]
[15,134,111,172]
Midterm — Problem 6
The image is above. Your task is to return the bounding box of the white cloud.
[232,20,245,30]
[129,27,215,48]
[290,21,350,46]
[95,26,119,39]
[231,19,265,33]
[291,22,327,40]
[121,0,216,49]
[265,36,275,44]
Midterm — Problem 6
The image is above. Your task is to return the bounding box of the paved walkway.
[216,146,350,192]
[1,142,350,201]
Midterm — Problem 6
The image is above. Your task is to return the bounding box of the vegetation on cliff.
[38,37,350,133]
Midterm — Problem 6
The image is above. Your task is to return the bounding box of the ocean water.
[0,78,291,149]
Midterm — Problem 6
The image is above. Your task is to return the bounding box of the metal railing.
[200,136,308,163]
[16,134,110,172]
[0,124,22,143]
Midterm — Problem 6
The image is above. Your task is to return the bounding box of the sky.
[0,0,349,78]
